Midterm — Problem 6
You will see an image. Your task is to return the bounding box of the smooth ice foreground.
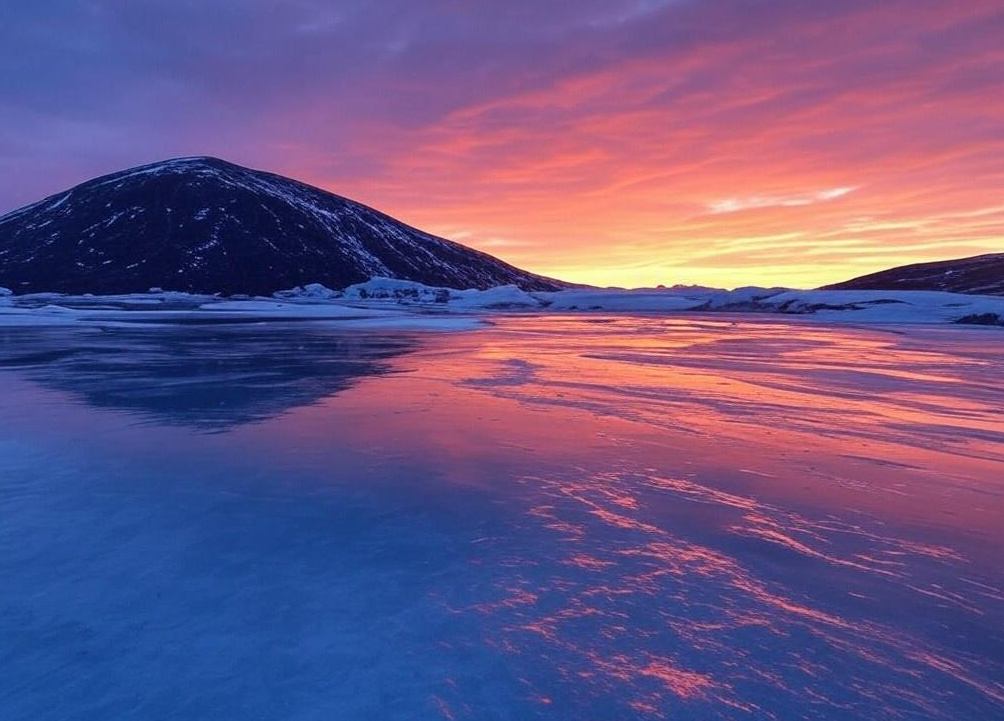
[1,315,1002,720]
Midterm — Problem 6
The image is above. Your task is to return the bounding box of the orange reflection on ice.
[242,315,1004,717]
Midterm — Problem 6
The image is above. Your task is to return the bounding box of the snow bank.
[0,287,12,297]
[532,286,1004,326]
[531,285,792,312]
[0,277,1000,328]
[343,277,542,309]
[273,283,341,300]
[342,277,451,303]
[530,285,799,312]
[748,289,1004,325]
[450,285,541,310]
[702,286,791,309]
[535,288,707,312]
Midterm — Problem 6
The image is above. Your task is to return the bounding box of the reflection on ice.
[1,315,1002,719]
[0,325,416,430]
[460,466,1002,717]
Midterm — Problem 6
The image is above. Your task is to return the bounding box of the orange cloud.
[270,0,1004,288]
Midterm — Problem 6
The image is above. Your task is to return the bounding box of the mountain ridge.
[824,252,1004,296]
[0,156,566,295]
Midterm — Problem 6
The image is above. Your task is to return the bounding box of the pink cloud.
[3,0,1002,288]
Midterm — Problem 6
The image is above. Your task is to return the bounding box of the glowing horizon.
[2,0,1002,289]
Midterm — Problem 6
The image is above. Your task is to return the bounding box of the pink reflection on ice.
[217,316,1004,715]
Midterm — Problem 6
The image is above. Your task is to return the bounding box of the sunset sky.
[2,0,1002,288]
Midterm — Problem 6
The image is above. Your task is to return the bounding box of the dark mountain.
[824,253,1004,296]
[0,156,565,295]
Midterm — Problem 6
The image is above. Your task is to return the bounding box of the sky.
[2,0,1002,289]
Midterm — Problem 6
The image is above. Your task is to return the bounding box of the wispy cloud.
[707,187,858,215]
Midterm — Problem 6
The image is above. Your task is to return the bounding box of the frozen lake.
[2,315,1002,719]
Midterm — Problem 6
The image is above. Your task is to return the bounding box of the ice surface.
[198,299,387,317]
[1,316,1002,720]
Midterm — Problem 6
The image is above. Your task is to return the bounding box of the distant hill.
[824,253,1004,296]
[0,157,565,295]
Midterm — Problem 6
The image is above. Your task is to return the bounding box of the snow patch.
[750,289,1004,324]
[343,277,542,309]
[528,286,1004,325]
[273,283,342,300]
[536,288,708,312]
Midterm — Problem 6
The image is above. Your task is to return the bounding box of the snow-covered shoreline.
[1,277,1003,329]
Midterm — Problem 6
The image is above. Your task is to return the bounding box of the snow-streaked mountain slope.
[825,253,1004,295]
[0,157,566,295]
